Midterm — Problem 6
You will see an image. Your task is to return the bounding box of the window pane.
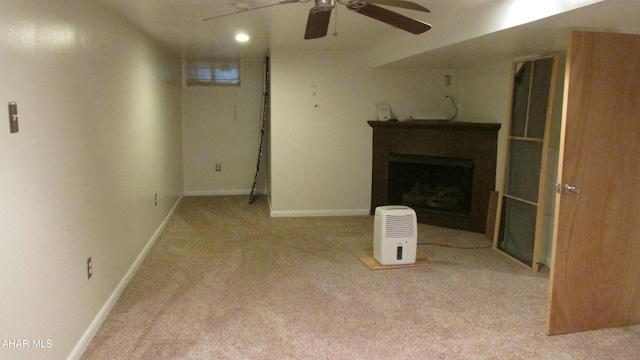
[505,139,542,202]
[498,197,537,266]
[527,58,554,138]
[185,58,240,86]
[510,61,531,137]
[214,68,238,84]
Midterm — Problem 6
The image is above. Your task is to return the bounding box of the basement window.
[183,58,242,87]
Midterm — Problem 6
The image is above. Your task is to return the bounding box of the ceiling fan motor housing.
[314,0,335,11]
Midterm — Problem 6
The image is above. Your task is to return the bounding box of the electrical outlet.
[87,257,92,279]
[215,163,222,172]
[154,193,158,206]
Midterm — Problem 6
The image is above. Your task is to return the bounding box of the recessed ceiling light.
[235,33,250,42]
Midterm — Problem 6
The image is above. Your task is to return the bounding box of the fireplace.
[388,154,473,218]
[368,120,500,233]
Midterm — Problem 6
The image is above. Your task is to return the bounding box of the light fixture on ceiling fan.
[204,0,431,40]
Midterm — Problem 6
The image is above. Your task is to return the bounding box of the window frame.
[182,58,243,89]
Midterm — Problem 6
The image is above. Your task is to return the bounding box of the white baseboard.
[184,189,250,196]
[67,195,184,360]
[270,209,370,217]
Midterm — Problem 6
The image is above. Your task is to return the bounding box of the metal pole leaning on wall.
[249,56,270,204]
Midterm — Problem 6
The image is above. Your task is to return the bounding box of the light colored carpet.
[81,195,640,359]
[357,254,434,270]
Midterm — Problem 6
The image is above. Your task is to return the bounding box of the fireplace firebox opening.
[387,153,474,218]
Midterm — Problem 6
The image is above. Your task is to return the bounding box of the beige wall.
[184,50,515,217]
[269,49,463,216]
[188,50,515,217]
[0,1,183,359]
[454,63,513,191]
[182,58,266,195]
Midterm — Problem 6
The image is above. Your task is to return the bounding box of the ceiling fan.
[204,0,432,40]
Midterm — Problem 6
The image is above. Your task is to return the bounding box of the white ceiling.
[96,0,640,68]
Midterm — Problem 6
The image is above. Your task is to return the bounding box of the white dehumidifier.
[374,205,417,265]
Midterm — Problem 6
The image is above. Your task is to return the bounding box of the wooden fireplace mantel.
[368,119,501,233]
[368,119,501,131]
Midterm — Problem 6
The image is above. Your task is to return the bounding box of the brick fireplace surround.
[368,120,501,233]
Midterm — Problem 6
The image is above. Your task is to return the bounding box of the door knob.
[564,183,581,195]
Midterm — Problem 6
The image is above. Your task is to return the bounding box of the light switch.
[8,102,18,133]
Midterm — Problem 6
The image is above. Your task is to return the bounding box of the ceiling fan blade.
[351,3,431,34]
[360,0,430,13]
[304,8,332,39]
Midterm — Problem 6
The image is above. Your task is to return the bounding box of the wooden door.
[546,31,640,335]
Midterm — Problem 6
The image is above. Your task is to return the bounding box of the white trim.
[67,195,184,360]
[183,189,252,196]
[270,209,370,217]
